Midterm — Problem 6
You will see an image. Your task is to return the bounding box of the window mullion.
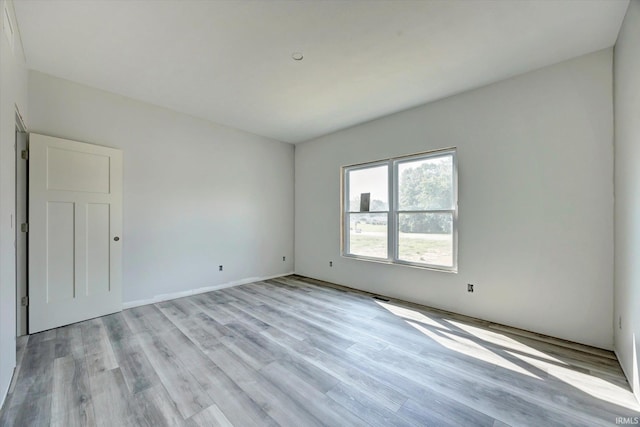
[390,159,397,262]
[343,169,350,254]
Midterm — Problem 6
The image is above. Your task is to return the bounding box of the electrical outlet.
[329,261,333,267]
[283,256,286,262]
[219,265,223,271]
[467,283,474,293]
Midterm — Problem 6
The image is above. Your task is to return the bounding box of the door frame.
[15,109,27,336]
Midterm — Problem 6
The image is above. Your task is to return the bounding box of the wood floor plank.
[102,312,161,395]
[326,381,414,427]
[186,404,233,427]
[51,356,95,427]
[220,301,272,331]
[226,317,340,394]
[259,360,369,427]
[200,291,408,414]
[54,323,85,363]
[89,367,138,427]
[6,394,52,426]
[253,281,635,424]
[190,295,239,325]
[6,337,55,426]
[249,319,408,412]
[255,279,382,323]
[111,336,160,395]
[231,288,358,350]
[274,276,391,316]
[208,345,324,427]
[396,326,635,423]
[130,384,185,427]
[169,332,280,427]
[348,340,605,427]
[173,312,228,353]
[2,275,638,427]
[81,318,118,376]
[238,283,393,351]
[397,396,495,427]
[123,304,178,336]
[195,366,278,427]
[15,335,29,366]
[136,331,212,419]
[102,312,135,343]
[220,288,265,312]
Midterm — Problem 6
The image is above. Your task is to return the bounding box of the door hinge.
[21,149,28,160]
[20,223,28,232]
[21,296,28,307]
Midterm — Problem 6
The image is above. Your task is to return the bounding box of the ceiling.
[14,0,629,143]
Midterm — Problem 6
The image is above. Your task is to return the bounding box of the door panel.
[46,201,75,303]
[29,133,123,333]
[47,147,110,193]
[87,203,110,294]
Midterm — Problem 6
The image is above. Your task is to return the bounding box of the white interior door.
[29,133,123,333]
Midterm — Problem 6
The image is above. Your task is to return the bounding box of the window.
[342,149,457,271]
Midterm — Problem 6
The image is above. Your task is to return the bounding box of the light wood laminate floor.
[1,275,638,426]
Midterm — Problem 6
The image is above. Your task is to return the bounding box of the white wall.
[614,0,640,401]
[27,71,294,306]
[0,0,27,407]
[295,49,614,349]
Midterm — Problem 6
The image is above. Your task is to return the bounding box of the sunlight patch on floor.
[407,320,541,379]
[375,297,640,412]
[374,301,451,330]
[377,300,566,367]
[445,320,567,365]
[508,350,640,411]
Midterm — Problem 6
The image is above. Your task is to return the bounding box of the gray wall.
[614,0,640,401]
[27,71,295,306]
[0,0,27,407]
[295,49,614,349]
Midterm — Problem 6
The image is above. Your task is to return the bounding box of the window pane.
[348,213,387,258]
[398,213,453,267]
[348,165,388,212]
[398,155,453,211]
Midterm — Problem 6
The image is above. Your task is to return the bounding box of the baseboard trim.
[122,272,294,309]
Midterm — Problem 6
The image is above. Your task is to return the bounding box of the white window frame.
[342,148,458,273]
